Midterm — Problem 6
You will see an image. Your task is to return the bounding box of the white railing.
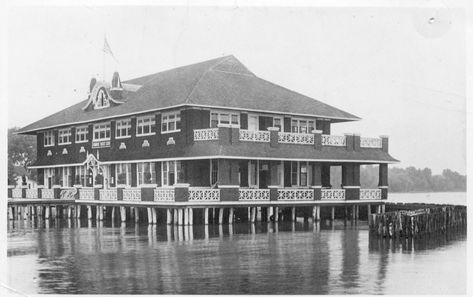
[123,188,141,201]
[360,189,382,200]
[277,189,314,200]
[154,188,175,202]
[25,189,38,199]
[79,188,95,200]
[360,137,382,148]
[99,189,118,201]
[239,189,270,201]
[321,135,346,146]
[12,188,22,198]
[194,128,219,141]
[60,188,77,200]
[42,188,55,199]
[321,189,345,200]
[188,188,220,201]
[278,132,314,145]
[239,130,270,142]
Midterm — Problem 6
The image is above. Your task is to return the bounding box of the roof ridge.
[184,55,233,104]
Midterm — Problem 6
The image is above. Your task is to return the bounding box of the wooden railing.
[25,189,38,199]
[321,189,345,200]
[321,135,346,146]
[99,189,118,201]
[239,130,270,142]
[360,137,382,148]
[194,128,219,141]
[278,132,314,145]
[154,188,175,202]
[79,188,95,200]
[277,188,314,200]
[188,188,220,201]
[239,189,270,201]
[360,189,381,200]
[123,188,141,201]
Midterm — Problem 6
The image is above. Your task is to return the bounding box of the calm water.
[7,192,467,295]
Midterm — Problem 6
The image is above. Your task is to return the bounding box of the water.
[389,192,466,206]
[7,192,467,295]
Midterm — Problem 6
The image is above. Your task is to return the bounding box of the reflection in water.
[7,219,466,295]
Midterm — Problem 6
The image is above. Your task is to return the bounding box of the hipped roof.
[18,55,360,134]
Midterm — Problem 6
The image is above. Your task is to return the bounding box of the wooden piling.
[229,208,234,224]
[204,208,209,225]
[274,206,279,222]
[166,208,172,225]
[218,208,224,225]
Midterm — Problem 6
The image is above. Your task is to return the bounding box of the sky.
[6,4,467,174]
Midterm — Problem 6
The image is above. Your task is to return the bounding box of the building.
[13,55,398,222]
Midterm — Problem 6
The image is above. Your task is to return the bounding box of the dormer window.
[94,88,110,109]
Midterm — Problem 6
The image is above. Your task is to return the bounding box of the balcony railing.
[25,189,38,199]
[360,137,382,148]
[12,189,22,198]
[154,188,175,202]
[277,188,314,200]
[360,189,381,200]
[99,189,118,201]
[123,188,141,201]
[194,128,219,141]
[239,130,270,142]
[239,189,270,201]
[321,135,346,146]
[79,188,95,200]
[278,132,314,145]
[321,189,345,200]
[188,188,220,201]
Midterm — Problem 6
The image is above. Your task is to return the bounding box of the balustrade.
[123,188,141,201]
[41,188,55,199]
[239,130,270,142]
[194,128,219,141]
[321,189,345,200]
[360,189,381,200]
[239,189,270,201]
[154,188,175,202]
[12,188,22,198]
[321,135,346,146]
[277,188,314,200]
[278,132,314,145]
[25,189,37,199]
[188,188,220,201]
[79,188,95,200]
[99,189,118,201]
[360,137,382,148]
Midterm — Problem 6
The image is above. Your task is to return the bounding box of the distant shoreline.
[390,191,466,194]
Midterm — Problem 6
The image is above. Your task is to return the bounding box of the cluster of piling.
[369,205,466,238]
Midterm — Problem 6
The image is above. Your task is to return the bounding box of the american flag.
[103,36,117,61]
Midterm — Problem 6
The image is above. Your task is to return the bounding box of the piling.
[229,208,234,224]
[218,208,224,224]
[274,206,279,222]
[291,207,296,222]
[120,206,126,222]
[189,208,193,225]
[135,207,140,223]
[167,208,172,225]
[204,208,209,225]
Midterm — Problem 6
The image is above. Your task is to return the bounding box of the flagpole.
[103,34,106,81]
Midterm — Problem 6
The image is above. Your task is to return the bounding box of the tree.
[8,127,37,185]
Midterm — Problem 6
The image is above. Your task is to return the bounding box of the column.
[135,207,140,223]
[166,208,172,225]
[184,208,189,225]
[8,207,13,220]
[352,205,356,221]
[228,208,234,224]
[355,205,359,220]
[147,208,152,224]
[178,208,183,225]
[152,208,157,224]
[331,207,335,221]
[45,206,50,219]
[189,208,193,226]
[291,207,296,222]
[316,205,321,221]
[218,208,224,225]
[204,208,209,225]
[87,205,92,219]
[251,207,256,223]
[120,206,126,222]
[174,209,178,225]
[274,206,279,222]
[111,207,115,222]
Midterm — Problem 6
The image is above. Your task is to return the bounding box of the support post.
[87,205,92,220]
[178,208,183,225]
[355,205,359,220]
[111,207,116,222]
[135,207,139,223]
[189,208,193,226]
[166,208,172,225]
[292,207,296,222]
[120,206,126,222]
[184,208,189,225]
[152,208,157,224]
[266,207,271,222]
[218,208,224,225]
[8,207,13,220]
[99,206,104,221]
[204,208,209,225]
[229,208,234,224]
[316,205,320,221]
[67,206,72,219]
[352,205,356,221]
[331,207,335,221]
[174,209,179,225]
[147,208,152,224]
[251,207,256,223]
[274,206,279,222]
[45,206,50,219]
[312,206,317,222]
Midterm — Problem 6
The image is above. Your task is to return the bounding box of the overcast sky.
[7,5,466,174]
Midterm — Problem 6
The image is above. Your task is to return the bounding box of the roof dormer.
[82,74,125,111]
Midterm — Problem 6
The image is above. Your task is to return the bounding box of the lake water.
[6,192,467,295]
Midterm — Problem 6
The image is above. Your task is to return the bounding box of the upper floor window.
[58,128,72,145]
[93,122,111,141]
[43,131,55,147]
[291,118,315,134]
[210,111,239,128]
[116,119,131,138]
[161,112,181,133]
[136,116,155,136]
[75,126,88,143]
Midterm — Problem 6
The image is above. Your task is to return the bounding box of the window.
[210,159,218,185]
[95,88,110,109]
[291,118,315,134]
[210,111,240,128]
[44,168,54,188]
[58,128,71,145]
[300,163,308,187]
[137,162,156,185]
[43,131,55,147]
[93,122,111,140]
[290,161,311,187]
[161,112,181,133]
[116,119,131,138]
[75,126,88,143]
[249,160,258,187]
[62,167,72,187]
[74,166,87,186]
[162,161,183,186]
[291,161,298,186]
[116,163,131,187]
[248,114,258,131]
[137,116,155,136]
[273,117,282,131]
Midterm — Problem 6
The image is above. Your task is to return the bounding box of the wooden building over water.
[9,55,398,224]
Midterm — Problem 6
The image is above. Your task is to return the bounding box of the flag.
[103,36,117,62]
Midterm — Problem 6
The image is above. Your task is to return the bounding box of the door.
[248,114,258,131]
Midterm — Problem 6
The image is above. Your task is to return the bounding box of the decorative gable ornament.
[47,150,52,156]
[79,146,85,153]
[62,148,68,155]
[82,73,125,111]
[119,142,126,150]
[142,139,150,148]
[167,137,175,146]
